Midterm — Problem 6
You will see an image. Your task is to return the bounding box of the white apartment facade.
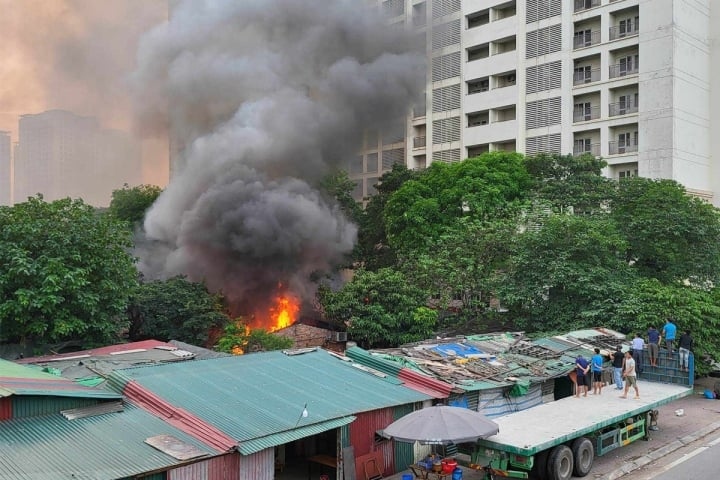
[353,0,720,203]
[14,110,142,207]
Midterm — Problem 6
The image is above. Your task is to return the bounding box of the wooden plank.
[343,446,356,480]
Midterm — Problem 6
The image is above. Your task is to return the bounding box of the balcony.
[574,143,601,156]
[609,62,639,78]
[573,68,601,85]
[413,136,426,148]
[573,106,600,123]
[609,23,639,41]
[609,140,638,155]
[609,100,638,116]
[575,0,601,13]
[574,30,601,49]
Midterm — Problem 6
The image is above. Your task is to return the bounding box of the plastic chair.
[363,457,383,480]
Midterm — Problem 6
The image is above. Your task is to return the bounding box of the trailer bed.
[476,381,692,456]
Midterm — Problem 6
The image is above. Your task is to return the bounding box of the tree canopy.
[107,184,163,226]
[127,276,230,346]
[0,197,138,345]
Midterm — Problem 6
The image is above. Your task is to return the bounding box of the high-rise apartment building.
[0,131,11,205]
[354,0,720,203]
[14,110,142,207]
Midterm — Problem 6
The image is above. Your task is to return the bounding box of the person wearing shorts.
[663,318,677,358]
[647,325,660,367]
[621,350,639,399]
[591,348,604,395]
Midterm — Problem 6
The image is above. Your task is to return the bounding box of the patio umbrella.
[381,405,499,445]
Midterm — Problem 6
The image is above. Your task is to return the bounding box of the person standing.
[647,325,660,367]
[612,345,625,390]
[621,350,639,399]
[575,355,590,397]
[632,333,645,376]
[591,348,604,395]
[678,331,694,372]
[662,318,677,358]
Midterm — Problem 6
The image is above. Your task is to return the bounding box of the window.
[574,65,592,82]
[619,16,639,36]
[618,55,639,74]
[574,102,592,121]
[574,138,591,154]
[467,78,489,94]
[617,131,638,153]
[618,169,638,179]
[574,29,592,48]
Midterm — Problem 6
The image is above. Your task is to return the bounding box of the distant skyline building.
[0,130,11,205]
[351,0,720,204]
[14,110,142,207]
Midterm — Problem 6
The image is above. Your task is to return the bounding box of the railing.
[609,23,639,41]
[574,0,601,13]
[573,106,600,122]
[413,136,426,148]
[573,68,601,85]
[573,143,601,156]
[468,84,489,94]
[574,30,601,49]
[608,100,639,116]
[609,62,639,78]
[608,140,638,155]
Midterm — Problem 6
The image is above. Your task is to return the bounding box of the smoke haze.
[133,0,425,319]
[0,0,168,185]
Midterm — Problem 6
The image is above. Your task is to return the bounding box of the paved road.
[632,433,720,480]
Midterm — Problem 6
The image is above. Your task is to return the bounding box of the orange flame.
[269,295,300,332]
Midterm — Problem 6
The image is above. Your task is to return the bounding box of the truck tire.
[530,449,549,480]
[571,437,594,477]
[546,445,574,480]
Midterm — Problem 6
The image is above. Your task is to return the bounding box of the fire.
[268,295,300,332]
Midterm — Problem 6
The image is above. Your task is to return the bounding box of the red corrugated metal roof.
[16,340,176,364]
[123,380,237,453]
[398,368,454,398]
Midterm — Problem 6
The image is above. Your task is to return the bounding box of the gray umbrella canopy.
[381,406,499,445]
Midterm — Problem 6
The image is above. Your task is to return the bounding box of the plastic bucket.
[402,474,413,480]
[452,467,463,480]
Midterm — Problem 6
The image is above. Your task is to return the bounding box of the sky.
[0,0,169,186]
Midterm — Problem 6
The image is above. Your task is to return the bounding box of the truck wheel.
[546,445,574,480]
[530,449,549,480]
[571,437,594,477]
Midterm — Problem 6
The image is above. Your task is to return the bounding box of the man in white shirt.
[621,350,639,399]
[631,332,645,376]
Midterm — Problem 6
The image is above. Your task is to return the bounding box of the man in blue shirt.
[591,348,604,395]
[647,326,660,367]
[662,319,677,358]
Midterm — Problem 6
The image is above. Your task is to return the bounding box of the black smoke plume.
[132,0,425,320]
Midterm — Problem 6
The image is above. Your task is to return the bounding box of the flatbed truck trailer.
[467,381,693,480]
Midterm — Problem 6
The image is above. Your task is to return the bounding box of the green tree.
[524,153,614,214]
[384,152,531,255]
[497,213,634,331]
[610,279,720,375]
[215,322,293,354]
[318,268,436,348]
[0,196,138,344]
[403,217,516,325]
[610,178,720,284]
[319,170,364,225]
[358,164,420,270]
[107,184,163,226]
[128,276,230,346]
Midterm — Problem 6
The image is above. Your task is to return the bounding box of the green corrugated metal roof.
[0,359,121,400]
[239,416,355,454]
[111,348,430,444]
[0,403,217,480]
[345,346,405,376]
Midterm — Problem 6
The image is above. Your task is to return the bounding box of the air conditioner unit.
[330,331,348,342]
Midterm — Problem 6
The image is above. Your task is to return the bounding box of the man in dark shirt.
[575,355,590,397]
[647,326,660,367]
[612,346,625,390]
[678,331,694,372]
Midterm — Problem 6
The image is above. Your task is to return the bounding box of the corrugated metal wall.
[392,404,416,471]
[478,385,542,418]
[238,448,273,480]
[168,453,241,480]
[0,397,11,420]
[11,396,98,419]
[349,408,395,476]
